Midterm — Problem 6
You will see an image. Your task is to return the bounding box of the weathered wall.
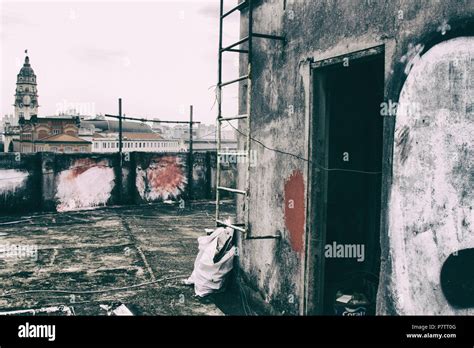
[135,153,188,203]
[236,0,473,315]
[41,154,119,212]
[388,37,473,314]
[0,151,226,215]
[0,154,41,214]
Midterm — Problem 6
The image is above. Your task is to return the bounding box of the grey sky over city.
[0,0,240,125]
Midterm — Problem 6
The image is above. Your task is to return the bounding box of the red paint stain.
[68,158,107,178]
[147,156,186,193]
[284,170,305,253]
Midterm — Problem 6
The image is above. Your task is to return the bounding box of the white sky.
[0,0,241,125]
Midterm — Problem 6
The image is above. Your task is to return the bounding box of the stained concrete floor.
[0,200,245,316]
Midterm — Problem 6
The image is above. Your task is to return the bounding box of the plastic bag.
[185,226,235,297]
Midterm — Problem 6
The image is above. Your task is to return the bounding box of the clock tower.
[15,52,38,121]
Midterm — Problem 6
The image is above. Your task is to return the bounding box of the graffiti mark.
[136,156,187,201]
[56,159,114,212]
[68,158,109,177]
[400,43,424,75]
[284,170,305,253]
[436,20,451,36]
[396,126,412,165]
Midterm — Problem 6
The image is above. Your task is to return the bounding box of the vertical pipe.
[119,98,123,158]
[118,98,123,204]
[216,0,224,225]
[245,0,253,237]
[188,105,194,200]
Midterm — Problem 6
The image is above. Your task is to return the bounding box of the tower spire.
[15,50,37,120]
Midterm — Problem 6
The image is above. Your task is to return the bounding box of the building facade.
[6,54,93,153]
[233,1,473,316]
[92,132,185,153]
[82,118,186,153]
[13,116,91,153]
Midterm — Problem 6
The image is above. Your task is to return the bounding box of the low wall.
[0,152,235,215]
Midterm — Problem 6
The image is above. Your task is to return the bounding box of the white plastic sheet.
[185,227,235,297]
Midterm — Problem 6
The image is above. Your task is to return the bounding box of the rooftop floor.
[0,200,246,316]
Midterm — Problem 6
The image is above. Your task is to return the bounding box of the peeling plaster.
[136,156,187,202]
[0,169,28,194]
[389,37,473,315]
[56,159,115,212]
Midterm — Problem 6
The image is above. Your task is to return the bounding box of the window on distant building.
[65,146,72,153]
[51,147,58,152]
[80,146,85,152]
[19,112,24,118]
[53,129,60,135]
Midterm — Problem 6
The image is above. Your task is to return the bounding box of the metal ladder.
[215,0,285,238]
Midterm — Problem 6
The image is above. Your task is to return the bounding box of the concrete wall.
[0,153,41,214]
[236,0,473,315]
[0,151,232,215]
[388,37,473,314]
[41,153,118,212]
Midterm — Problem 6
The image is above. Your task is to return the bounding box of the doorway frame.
[304,45,385,315]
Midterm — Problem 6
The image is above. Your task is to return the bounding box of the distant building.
[82,119,153,134]
[158,123,237,152]
[14,55,39,121]
[185,139,237,152]
[92,132,185,153]
[13,115,91,153]
[7,53,92,153]
[3,122,20,152]
[1,114,20,151]
[83,118,186,153]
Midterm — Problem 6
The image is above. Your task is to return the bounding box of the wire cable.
[224,120,382,175]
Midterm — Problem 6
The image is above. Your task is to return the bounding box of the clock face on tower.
[23,95,31,106]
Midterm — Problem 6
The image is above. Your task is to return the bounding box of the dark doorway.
[311,52,384,315]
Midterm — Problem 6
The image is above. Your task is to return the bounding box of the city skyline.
[0,0,241,125]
